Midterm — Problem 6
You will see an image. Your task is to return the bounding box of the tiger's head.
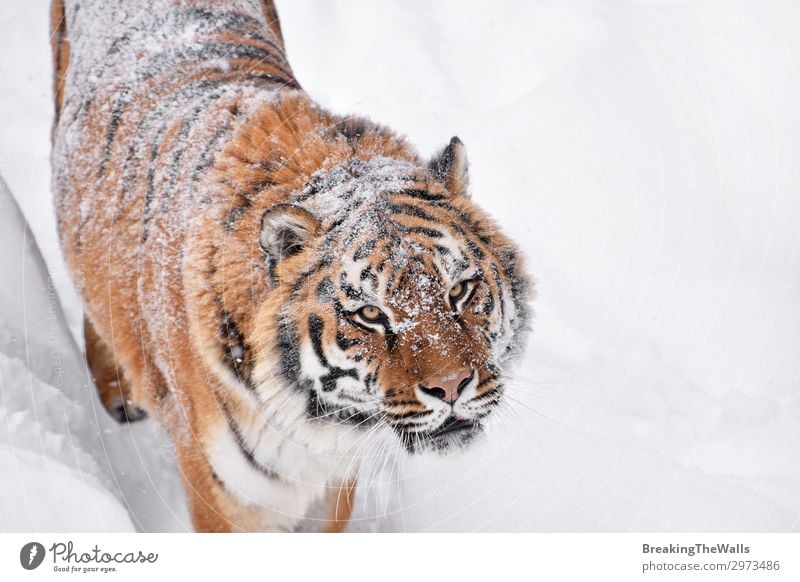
[255,138,531,453]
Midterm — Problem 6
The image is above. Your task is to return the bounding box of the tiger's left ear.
[428,136,469,197]
[259,204,320,261]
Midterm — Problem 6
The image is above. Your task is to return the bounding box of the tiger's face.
[259,142,530,453]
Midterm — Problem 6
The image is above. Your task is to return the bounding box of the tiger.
[50,0,532,532]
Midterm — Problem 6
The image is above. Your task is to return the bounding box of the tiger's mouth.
[430,416,475,438]
[396,415,484,453]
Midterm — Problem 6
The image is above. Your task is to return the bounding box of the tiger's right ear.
[428,136,469,197]
[259,204,320,260]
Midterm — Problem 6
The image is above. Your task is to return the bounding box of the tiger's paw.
[107,396,148,423]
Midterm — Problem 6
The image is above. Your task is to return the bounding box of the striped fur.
[51,0,532,532]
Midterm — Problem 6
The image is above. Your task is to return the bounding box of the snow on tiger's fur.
[51,0,532,532]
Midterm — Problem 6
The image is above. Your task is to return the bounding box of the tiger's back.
[52,0,297,410]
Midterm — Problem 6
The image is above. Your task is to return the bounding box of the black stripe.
[140,122,170,242]
[490,263,508,344]
[308,314,359,392]
[340,278,369,302]
[395,224,443,238]
[290,257,331,298]
[387,202,437,221]
[189,123,233,190]
[352,238,378,261]
[466,240,485,260]
[398,188,446,202]
[336,331,361,351]
[476,374,498,389]
[471,389,501,407]
[217,398,278,478]
[321,367,359,392]
[490,264,507,322]
[223,195,252,231]
[160,116,193,206]
[219,309,255,390]
[383,399,421,406]
[359,265,378,286]
[275,318,306,392]
[482,286,496,316]
[309,314,332,368]
[209,469,226,489]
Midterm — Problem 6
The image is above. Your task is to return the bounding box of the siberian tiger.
[51,0,532,532]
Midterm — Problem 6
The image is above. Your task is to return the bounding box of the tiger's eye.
[449,282,466,300]
[358,305,383,322]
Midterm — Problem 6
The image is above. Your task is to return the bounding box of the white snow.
[1,0,799,531]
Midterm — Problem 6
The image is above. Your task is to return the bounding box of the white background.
[0,0,798,532]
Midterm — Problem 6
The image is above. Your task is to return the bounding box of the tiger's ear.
[428,136,469,197]
[259,204,320,260]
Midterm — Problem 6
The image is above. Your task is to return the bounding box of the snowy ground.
[1,0,799,531]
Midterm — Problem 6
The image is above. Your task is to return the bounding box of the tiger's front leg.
[322,480,357,533]
[84,316,148,423]
[174,437,248,532]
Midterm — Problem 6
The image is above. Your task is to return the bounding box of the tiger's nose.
[420,369,474,404]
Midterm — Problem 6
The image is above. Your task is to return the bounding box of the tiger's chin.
[397,417,485,455]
